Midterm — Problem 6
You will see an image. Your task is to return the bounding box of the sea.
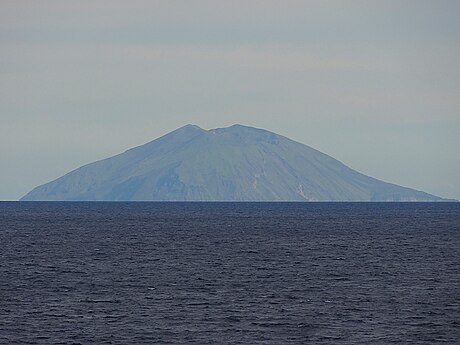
[0,202,459,344]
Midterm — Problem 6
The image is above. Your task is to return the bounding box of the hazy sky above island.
[1,0,459,200]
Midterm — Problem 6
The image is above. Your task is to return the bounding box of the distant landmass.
[21,124,448,201]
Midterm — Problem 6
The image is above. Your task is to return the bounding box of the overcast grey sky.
[1,0,459,200]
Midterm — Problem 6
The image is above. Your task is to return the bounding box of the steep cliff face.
[21,124,444,201]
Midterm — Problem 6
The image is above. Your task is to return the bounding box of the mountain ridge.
[21,124,451,201]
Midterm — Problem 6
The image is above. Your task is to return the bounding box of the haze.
[1,1,459,200]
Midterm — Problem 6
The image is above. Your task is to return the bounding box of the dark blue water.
[0,202,459,344]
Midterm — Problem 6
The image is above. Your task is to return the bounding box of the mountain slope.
[21,124,445,201]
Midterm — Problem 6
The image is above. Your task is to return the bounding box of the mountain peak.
[210,124,265,131]
[21,124,445,201]
[175,123,205,132]
[207,124,279,145]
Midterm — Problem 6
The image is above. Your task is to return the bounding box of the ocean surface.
[0,202,459,344]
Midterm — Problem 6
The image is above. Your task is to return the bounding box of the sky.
[1,0,459,200]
